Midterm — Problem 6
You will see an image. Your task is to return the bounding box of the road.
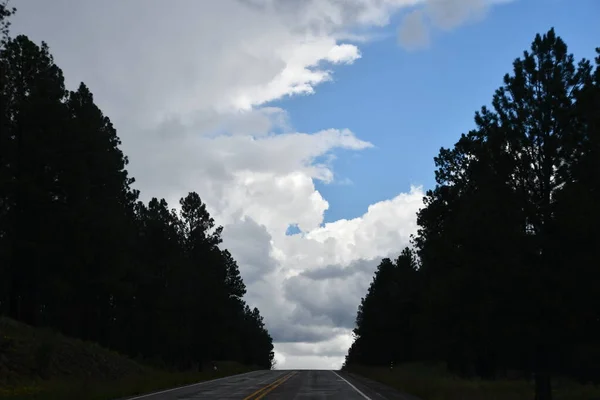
[123,369,420,399]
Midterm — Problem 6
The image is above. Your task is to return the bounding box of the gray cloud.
[236,0,400,34]
[397,0,500,50]
[398,9,430,50]
[427,0,488,30]
[276,342,349,358]
[222,217,277,284]
[269,321,341,343]
[284,262,377,329]
[300,258,378,280]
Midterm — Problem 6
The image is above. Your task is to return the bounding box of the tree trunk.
[534,371,552,400]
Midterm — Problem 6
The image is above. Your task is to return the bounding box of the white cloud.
[230,39,362,111]
[11,0,505,370]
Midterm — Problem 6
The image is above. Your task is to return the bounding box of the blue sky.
[271,0,600,224]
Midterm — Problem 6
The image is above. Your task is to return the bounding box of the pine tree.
[0,6,275,372]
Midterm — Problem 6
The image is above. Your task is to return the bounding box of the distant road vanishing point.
[119,369,420,399]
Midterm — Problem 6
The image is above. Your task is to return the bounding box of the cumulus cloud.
[300,258,378,280]
[269,322,349,344]
[277,334,355,358]
[11,0,504,369]
[213,107,291,138]
[273,333,356,369]
[133,119,372,230]
[221,217,277,284]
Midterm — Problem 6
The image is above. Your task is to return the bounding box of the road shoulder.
[337,370,422,400]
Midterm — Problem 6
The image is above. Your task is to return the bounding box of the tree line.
[0,4,274,370]
[344,29,599,400]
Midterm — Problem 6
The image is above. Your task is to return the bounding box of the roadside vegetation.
[346,363,600,400]
[0,317,255,400]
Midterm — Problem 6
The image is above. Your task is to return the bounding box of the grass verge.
[346,363,600,400]
[0,363,255,400]
[0,317,257,400]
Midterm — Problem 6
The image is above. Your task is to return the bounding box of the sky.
[10,0,599,369]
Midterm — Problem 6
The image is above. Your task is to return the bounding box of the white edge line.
[331,370,373,400]
[125,370,260,399]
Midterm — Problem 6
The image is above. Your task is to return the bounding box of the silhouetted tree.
[0,7,274,371]
[345,29,600,400]
[346,248,420,367]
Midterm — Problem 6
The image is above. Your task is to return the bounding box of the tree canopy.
[344,29,600,400]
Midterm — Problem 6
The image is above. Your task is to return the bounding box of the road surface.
[123,369,419,399]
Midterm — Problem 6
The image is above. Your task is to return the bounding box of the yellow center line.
[254,371,296,399]
[242,372,295,400]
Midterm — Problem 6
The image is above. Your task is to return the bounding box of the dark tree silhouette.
[344,29,600,400]
[0,7,274,371]
[345,248,420,367]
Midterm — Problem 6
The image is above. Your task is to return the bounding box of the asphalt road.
[123,369,419,400]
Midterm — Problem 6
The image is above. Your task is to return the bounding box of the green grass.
[346,363,600,400]
[0,363,255,400]
[0,317,257,400]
